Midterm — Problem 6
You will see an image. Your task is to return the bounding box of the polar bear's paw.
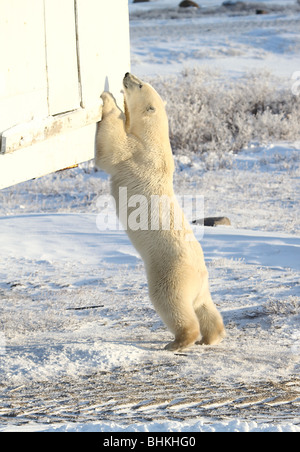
[164,322,200,352]
[164,340,194,352]
[164,341,181,352]
[100,91,115,103]
[101,92,117,115]
[164,330,200,352]
[196,328,226,346]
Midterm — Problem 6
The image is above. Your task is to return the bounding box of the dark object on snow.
[179,1,200,8]
[66,305,104,311]
[133,0,150,3]
[222,1,246,10]
[256,9,268,14]
[193,217,231,227]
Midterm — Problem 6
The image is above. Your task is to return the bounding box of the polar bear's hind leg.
[164,319,200,352]
[195,302,226,345]
[156,300,200,352]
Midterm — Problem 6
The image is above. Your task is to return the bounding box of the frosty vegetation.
[154,69,300,158]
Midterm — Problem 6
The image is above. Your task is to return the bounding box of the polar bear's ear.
[146,105,156,113]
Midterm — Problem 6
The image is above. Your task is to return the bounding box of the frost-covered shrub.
[153,69,300,157]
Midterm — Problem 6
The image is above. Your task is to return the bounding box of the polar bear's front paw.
[101,91,114,102]
[101,92,117,115]
[101,91,117,106]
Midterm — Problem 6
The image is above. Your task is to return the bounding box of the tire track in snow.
[1,374,299,426]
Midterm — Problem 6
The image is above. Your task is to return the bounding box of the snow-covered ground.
[0,210,299,432]
[0,0,299,432]
[129,0,300,78]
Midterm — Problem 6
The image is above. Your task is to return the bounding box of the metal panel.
[0,0,130,189]
[0,122,98,190]
[0,0,48,132]
[44,0,80,115]
[75,0,131,109]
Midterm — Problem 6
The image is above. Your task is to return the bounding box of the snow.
[130,0,300,79]
[0,0,300,433]
[0,213,299,269]
[129,0,297,11]
[0,419,299,433]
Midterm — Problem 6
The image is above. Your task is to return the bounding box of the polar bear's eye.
[139,84,143,89]
[146,105,155,112]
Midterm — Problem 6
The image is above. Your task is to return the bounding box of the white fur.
[95,73,225,351]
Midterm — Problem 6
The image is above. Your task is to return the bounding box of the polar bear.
[95,72,225,351]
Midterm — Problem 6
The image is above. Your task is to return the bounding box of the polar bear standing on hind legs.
[95,73,225,351]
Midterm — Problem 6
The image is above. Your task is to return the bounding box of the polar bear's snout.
[123,72,143,90]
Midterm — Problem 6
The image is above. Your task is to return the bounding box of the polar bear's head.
[123,73,169,144]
